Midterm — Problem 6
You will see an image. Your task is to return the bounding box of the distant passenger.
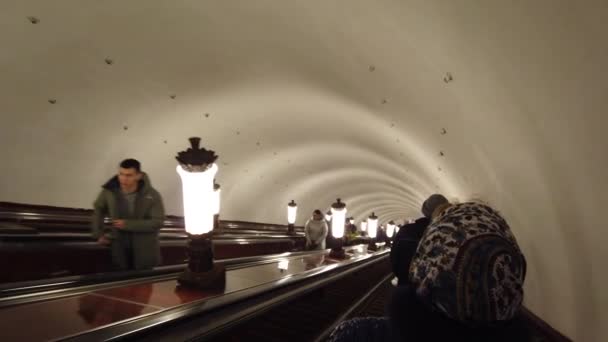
[344,219,358,243]
[304,209,329,250]
[91,159,165,271]
[329,199,527,341]
[390,194,448,286]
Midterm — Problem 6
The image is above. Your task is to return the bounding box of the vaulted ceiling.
[1,1,606,340]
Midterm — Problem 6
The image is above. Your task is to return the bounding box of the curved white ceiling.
[1,1,607,340]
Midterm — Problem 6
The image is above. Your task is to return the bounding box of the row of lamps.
[175,137,396,291]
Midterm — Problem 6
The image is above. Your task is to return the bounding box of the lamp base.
[329,247,346,259]
[287,223,296,234]
[178,263,226,289]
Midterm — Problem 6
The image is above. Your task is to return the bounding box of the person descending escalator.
[304,209,329,250]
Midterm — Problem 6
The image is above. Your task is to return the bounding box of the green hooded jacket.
[91,173,165,270]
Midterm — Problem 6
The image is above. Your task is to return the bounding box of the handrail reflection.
[78,284,154,327]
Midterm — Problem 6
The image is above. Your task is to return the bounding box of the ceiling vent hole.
[443,72,453,83]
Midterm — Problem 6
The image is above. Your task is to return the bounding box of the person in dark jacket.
[91,159,165,270]
[390,194,448,286]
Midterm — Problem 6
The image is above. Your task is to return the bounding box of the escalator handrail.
[0,233,303,244]
[0,249,328,303]
[0,209,304,232]
[62,248,390,342]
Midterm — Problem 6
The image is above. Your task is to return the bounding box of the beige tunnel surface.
[0,1,606,340]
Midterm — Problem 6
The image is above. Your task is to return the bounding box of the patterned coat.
[409,202,526,327]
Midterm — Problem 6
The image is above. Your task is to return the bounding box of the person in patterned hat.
[409,200,527,327]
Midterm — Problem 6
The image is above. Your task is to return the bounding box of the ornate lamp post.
[287,200,297,234]
[367,212,379,252]
[175,137,225,289]
[329,198,347,259]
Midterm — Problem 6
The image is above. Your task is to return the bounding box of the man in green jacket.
[92,159,165,270]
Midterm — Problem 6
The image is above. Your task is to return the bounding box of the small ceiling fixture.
[443,72,453,83]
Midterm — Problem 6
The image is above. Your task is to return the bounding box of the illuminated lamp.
[329,198,347,259]
[287,200,297,234]
[367,212,379,251]
[175,137,225,289]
